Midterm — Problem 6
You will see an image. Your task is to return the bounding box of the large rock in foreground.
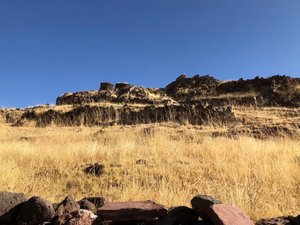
[97,201,168,221]
[207,204,254,225]
[16,196,55,225]
[56,195,80,216]
[191,195,221,220]
[0,192,27,223]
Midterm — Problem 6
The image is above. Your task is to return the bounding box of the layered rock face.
[1,74,299,127]
[30,104,234,127]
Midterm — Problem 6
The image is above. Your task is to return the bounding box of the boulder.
[291,215,300,225]
[191,195,221,220]
[97,201,167,221]
[56,196,80,216]
[0,192,27,223]
[207,204,254,225]
[168,206,199,225]
[16,196,55,225]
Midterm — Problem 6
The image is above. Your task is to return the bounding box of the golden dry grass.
[0,122,299,221]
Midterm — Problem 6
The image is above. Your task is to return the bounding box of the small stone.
[0,192,27,223]
[19,137,36,142]
[16,196,55,225]
[136,159,148,165]
[207,204,254,225]
[83,163,104,177]
[191,195,221,220]
[97,201,167,221]
[82,197,105,208]
[78,199,97,214]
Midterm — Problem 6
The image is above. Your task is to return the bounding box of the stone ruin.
[1,191,299,225]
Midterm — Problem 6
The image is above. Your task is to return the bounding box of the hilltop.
[0,74,299,139]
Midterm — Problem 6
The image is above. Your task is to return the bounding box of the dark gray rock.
[81,197,105,209]
[16,196,55,225]
[168,206,199,225]
[191,195,221,220]
[78,199,97,214]
[291,215,300,225]
[0,192,27,223]
[100,82,114,91]
[56,196,80,216]
[156,206,198,225]
[83,163,104,177]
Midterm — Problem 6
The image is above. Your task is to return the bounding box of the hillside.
[0,74,299,139]
[0,75,300,223]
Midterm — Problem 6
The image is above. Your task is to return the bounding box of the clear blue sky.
[0,0,299,107]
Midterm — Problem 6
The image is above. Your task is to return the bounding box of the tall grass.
[0,124,299,221]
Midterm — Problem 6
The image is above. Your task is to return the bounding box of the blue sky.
[0,0,299,107]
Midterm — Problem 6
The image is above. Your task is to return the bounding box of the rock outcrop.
[56,75,300,107]
[56,85,172,105]
[1,74,299,128]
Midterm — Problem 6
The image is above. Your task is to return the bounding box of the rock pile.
[0,192,299,225]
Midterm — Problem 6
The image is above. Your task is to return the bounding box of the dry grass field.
[0,118,299,221]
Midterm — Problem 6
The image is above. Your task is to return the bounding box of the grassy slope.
[0,121,299,221]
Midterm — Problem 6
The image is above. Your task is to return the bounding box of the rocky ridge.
[0,75,299,132]
[0,191,299,225]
